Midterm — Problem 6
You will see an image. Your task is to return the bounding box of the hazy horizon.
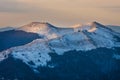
[0,0,120,27]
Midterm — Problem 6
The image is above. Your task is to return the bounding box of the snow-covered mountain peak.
[18,22,75,39]
[79,21,110,32]
[73,22,99,32]
[19,22,56,30]
[23,22,51,27]
[17,22,60,39]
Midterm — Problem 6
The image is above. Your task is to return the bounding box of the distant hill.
[0,27,14,32]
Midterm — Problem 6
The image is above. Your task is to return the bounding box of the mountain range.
[0,21,120,80]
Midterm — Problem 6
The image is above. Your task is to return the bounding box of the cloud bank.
[0,0,120,27]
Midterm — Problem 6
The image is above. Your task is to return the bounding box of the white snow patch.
[0,50,11,61]
[113,54,120,60]
[88,27,97,32]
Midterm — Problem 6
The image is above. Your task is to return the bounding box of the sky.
[0,0,120,27]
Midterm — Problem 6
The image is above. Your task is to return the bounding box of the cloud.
[0,0,42,13]
[0,0,120,13]
[0,0,26,12]
[0,0,120,27]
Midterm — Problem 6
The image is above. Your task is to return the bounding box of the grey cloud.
[0,0,37,13]
[100,6,120,12]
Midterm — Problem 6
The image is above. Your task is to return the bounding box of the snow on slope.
[0,21,120,71]
[12,39,52,68]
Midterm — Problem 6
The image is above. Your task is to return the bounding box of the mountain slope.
[0,30,41,52]
[107,25,120,33]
